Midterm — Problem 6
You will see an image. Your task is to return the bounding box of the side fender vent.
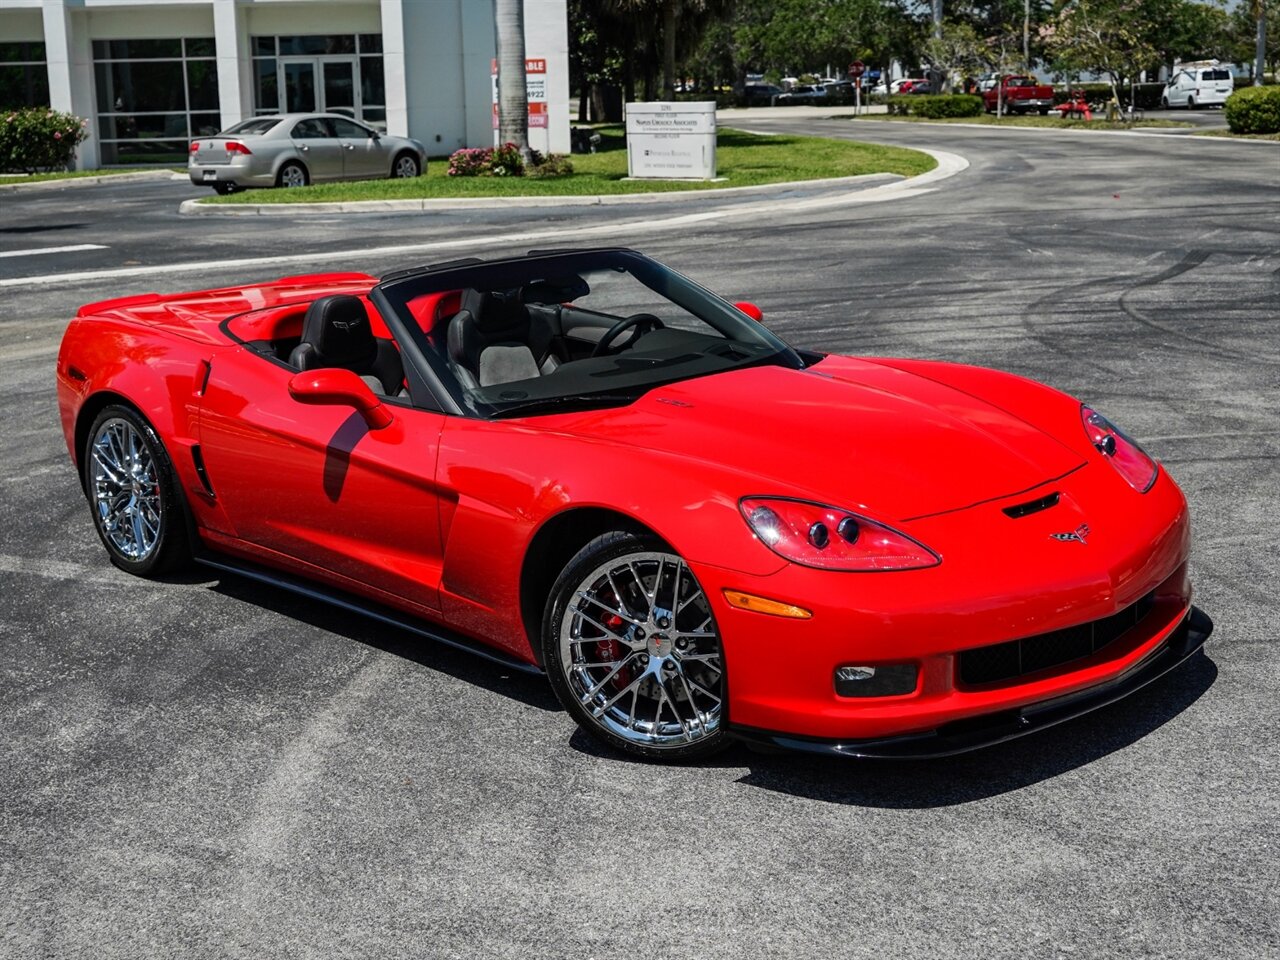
[191,444,216,499]
[1003,491,1060,519]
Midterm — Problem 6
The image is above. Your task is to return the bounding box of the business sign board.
[625,101,717,180]
[492,58,548,153]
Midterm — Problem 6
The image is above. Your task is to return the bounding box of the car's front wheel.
[83,405,190,576]
[392,153,420,178]
[543,532,729,761]
[277,161,308,188]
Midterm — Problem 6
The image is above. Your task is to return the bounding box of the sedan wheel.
[393,153,420,178]
[84,405,189,576]
[277,161,308,189]
[544,532,728,760]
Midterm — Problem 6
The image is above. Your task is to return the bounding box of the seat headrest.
[460,288,528,334]
[300,295,376,369]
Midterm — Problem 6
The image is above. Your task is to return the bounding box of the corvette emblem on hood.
[1050,524,1090,544]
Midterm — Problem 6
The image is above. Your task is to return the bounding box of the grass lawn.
[0,167,181,185]
[848,114,1193,130]
[202,126,935,204]
[1193,129,1280,141]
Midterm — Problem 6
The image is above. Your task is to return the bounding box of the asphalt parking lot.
[2,123,1277,959]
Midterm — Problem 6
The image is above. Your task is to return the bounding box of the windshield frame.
[373,248,803,419]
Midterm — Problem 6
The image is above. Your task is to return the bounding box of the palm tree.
[495,0,532,161]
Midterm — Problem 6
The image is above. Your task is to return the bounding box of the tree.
[1042,0,1157,103]
[923,21,987,90]
[495,0,531,162]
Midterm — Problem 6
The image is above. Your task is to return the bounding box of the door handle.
[300,144,309,152]
[344,144,354,150]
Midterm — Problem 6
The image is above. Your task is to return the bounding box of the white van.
[1161,67,1234,108]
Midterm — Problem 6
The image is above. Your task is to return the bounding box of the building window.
[0,41,50,108]
[251,34,385,130]
[93,37,218,164]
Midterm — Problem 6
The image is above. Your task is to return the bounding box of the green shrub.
[886,94,983,118]
[909,94,984,118]
[527,152,573,178]
[1224,85,1280,134]
[0,107,88,173]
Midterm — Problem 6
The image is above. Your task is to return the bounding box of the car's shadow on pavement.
[731,651,1218,808]
[205,572,562,712]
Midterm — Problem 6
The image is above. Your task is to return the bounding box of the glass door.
[282,59,316,113]
[320,59,356,117]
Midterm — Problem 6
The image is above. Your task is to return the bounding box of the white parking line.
[0,243,107,260]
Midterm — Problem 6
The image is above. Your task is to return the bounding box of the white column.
[40,0,73,114]
[380,0,408,136]
[41,0,98,169]
[213,0,247,127]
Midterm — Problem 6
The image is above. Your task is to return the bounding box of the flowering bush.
[489,142,524,176]
[0,108,89,173]
[447,147,494,176]
[445,142,527,177]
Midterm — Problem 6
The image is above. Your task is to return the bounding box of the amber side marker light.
[723,589,813,619]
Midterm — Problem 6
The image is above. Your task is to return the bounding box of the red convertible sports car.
[56,248,1211,761]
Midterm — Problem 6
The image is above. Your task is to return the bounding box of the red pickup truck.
[983,76,1056,115]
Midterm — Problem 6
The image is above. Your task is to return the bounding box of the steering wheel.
[591,313,665,357]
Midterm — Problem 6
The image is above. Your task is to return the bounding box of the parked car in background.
[891,78,927,94]
[1161,66,1234,108]
[983,76,1056,115]
[906,79,939,95]
[775,84,827,106]
[189,114,428,194]
[742,83,784,106]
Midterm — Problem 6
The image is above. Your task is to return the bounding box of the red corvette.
[56,248,1211,761]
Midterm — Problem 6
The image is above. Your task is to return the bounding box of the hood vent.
[1003,491,1060,519]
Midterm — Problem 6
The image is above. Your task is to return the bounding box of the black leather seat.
[289,295,405,396]
[447,289,563,389]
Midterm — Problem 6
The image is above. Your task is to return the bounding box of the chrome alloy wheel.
[89,417,162,561]
[558,551,724,749]
[279,163,307,188]
[393,155,419,178]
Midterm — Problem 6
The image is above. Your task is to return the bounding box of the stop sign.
[849,60,865,78]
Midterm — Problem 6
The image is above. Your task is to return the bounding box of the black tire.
[211,182,238,195]
[391,152,421,178]
[276,160,309,188]
[1038,107,1050,116]
[83,404,191,577]
[1161,96,1170,109]
[542,531,730,762]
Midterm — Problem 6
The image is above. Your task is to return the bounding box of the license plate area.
[202,170,217,181]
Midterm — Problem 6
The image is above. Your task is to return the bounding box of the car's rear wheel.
[83,405,190,577]
[277,161,308,189]
[392,153,420,178]
[212,182,237,195]
[1187,96,1196,108]
[543,532,729,761]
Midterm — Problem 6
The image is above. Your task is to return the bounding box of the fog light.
[834,663,918,698]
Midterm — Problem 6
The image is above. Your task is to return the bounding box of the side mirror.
[288,368,394,429]
[734,301,765,323]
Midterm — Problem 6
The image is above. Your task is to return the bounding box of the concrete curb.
[0,169,184,193]
[177,170,915,217]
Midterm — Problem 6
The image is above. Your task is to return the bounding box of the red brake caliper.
[597,613,630,689]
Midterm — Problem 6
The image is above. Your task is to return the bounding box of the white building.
[0,0,570,168]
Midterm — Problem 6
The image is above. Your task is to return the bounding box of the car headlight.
[1080,405,1158,492]
[740,497,940,572]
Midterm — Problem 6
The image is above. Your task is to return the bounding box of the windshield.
[377,249,803,418]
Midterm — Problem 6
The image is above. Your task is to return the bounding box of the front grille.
[959,592,1156,686]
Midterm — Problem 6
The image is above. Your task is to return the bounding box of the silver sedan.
[189,114,428,194]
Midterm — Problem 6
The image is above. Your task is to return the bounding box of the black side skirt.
[193,552,544,676]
